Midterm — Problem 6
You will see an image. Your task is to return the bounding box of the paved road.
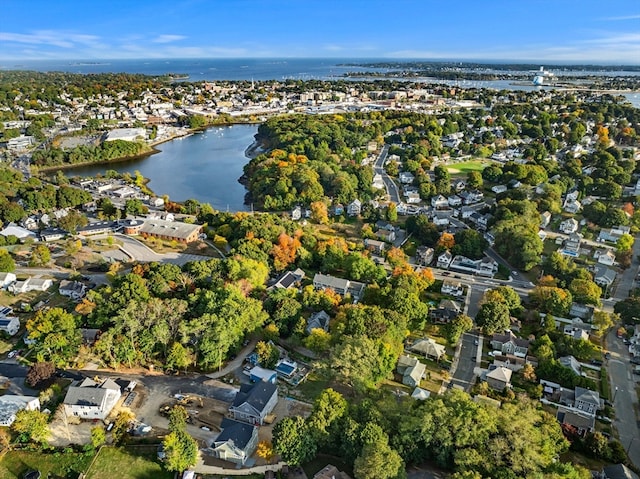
[605,328,640,468]
[613,236,640,300]
[449,332,481,391]
[115,234,211,266]
[373,145,402,203]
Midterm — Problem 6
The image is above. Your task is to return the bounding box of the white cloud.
[0,30,103,49]
[152,34,187,44]
[603,14,640,21]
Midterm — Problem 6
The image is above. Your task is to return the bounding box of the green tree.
[592,311,614,337]
[0,249,15,272]
[30,244,51,266]
[303,328,332,354]
[26,307,81,365]
[354,441,404,479]
[91,425,106,449]
[255,340,280,369]
[12,410,49,445]
[273,416,317,466]
[476,301,510,335]
[445,314,474,345]
[163,429,199,472]
[111,410,134,445]
[166,342,193,372]
[307,388,347,444]
[569,279,602,306]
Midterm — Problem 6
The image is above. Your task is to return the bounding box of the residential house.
[306,310,331,334]
[441,280,464,297]
[437,250,453,269]
[433,212,450,227]
[40,228,67,242]
[430,299,462,323]
[9,277,53,294]
[0,272,16,289]
[449,255,498,277]
[409,338,446,360]
[559,218,579,234]
[562,233,582,257]
[563,191,582,214]
[598,225,631,244]
[58,280,87,301]
[372,173,385,190]
[431,195,449,209]
[375,229,396,242]
[312,273,366,300]
[560,387,602,416]
[594,266,616,289]
[211,419,259,466]
[448,195,462,207]
[248,366,277,384]
[490,331,529,358]
[364,238,386,254]
[540,211,552,229]
[313,465,351,479]
[0,395,40,427]
[291,205,302,221]
[347,199,362,217]
[556,406,595,436]
[452,179,466,192]
[569,303,594,321]
[485,366,512,391]
[63,378,122,420]
[332,203,344,216]
[594,249,616,266]
[0,316,20,336]
[558,355,582,376]
[411,387,431,401]
[459,190,484,204]
[491,185,508,194]
[0,223,37,241]
[399,172,415,184]
[564,320,591,341]
[375,220,395,232]
[275,359,298,380]
[270,268,305,290]
[415,246,434,266]
[229,381,278,425]
[396,355,426,388]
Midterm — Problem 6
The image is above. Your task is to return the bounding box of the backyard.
[0,449,92,479]
[83,445,172,479]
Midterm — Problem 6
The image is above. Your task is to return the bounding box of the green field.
[446,159,490,174]
[84,446,172,479]
[0,449,92,479]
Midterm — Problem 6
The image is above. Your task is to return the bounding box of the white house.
[594,249,616,266]
[0,395,40,427]
[559,218,579,234]
[441,280,464,297]
[59,280,87,301]
[9,277,53,294]
[437,250,453,269]
[0,272,17,289]
[491,185,508,194]
[399,172,415,184]
[63,378,122,420]
[347,199,362,216]
[0,316,20,336]
[211,419,259,465]
[431,195,448,209]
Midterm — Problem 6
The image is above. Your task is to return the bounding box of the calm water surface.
[64,124,258,212]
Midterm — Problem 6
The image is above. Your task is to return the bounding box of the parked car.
[7,350,17,359]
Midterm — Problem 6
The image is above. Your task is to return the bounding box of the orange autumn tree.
[437,232,455,250]
[271,230,303,271]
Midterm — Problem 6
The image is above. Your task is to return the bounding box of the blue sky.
[1,0,640,63]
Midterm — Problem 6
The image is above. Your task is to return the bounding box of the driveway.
[448,332,481,392]
[605,328,640,468]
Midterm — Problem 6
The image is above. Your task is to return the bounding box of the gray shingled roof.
[232,382,277,414]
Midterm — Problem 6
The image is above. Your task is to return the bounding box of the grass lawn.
[446,159,490,175]
[0,449,93,479]
[295,372,330,401]
[84,446,171,479]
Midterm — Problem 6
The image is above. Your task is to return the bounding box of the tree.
[255,340,280,369]
[26,307,81,365]
[26,361,56,388]
[475,301,510,335]
[452,230,488,260]
[529,286,573,316]
[29,244,51,266]
[111,410,134,445]
[273,416,317,466]
[354,441,404,479]
[256,440,275,463]
[444,314,473,345]
[522,363,537,382]
[303,328,332,353]
[0,249,15,272]
[308,388,347,444]
[386,202,398,222]
[166,342,193,372]
[125,198,148,216]
[310,201,329,224]
[467,171,483,189]
[91,425,106,449]
[437,232,455,250]
[617,233,634,252]
[163,429,199,472]
[592,311,613,337]
[569,279,602,306]
[12,409,49,445]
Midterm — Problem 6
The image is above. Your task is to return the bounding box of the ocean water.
[0,58,379,81]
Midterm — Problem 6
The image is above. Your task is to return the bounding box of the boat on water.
[532,66,555,86]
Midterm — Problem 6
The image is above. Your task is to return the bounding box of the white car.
[7,350,17,359]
